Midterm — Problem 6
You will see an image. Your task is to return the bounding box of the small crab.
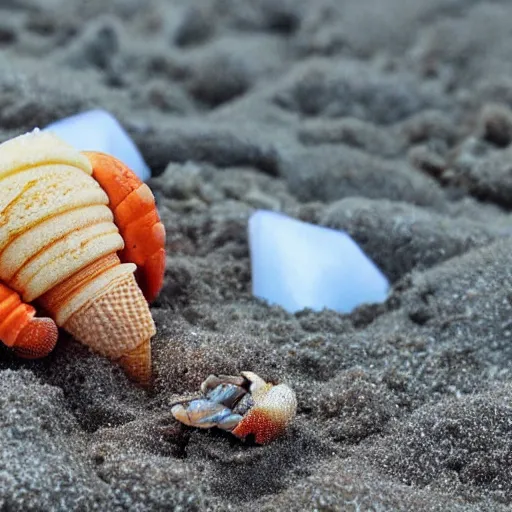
[171,371,297,444]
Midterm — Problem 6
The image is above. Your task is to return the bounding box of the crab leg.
[0,281,58,358]
[82,151,166,303]
[171,399,243,430]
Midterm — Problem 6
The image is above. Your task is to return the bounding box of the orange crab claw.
[82,151,166,303]
[0,281,58,359]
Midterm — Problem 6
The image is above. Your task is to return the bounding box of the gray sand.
[2,0,512,510]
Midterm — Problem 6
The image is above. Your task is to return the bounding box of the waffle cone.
[62,269,155,383]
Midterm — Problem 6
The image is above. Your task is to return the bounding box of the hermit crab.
[0,129,165,385]
[171,371,297,444]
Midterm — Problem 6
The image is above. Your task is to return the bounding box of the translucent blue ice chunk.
[43,109,151,181]
[248,210,390,313]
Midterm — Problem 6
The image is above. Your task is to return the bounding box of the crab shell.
[0,130,165,384]
[231,372,297,444]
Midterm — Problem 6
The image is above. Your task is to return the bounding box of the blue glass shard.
[248,210,389,313]
[43,109,151,181]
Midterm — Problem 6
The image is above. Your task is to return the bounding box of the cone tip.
[116,338,152,387]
